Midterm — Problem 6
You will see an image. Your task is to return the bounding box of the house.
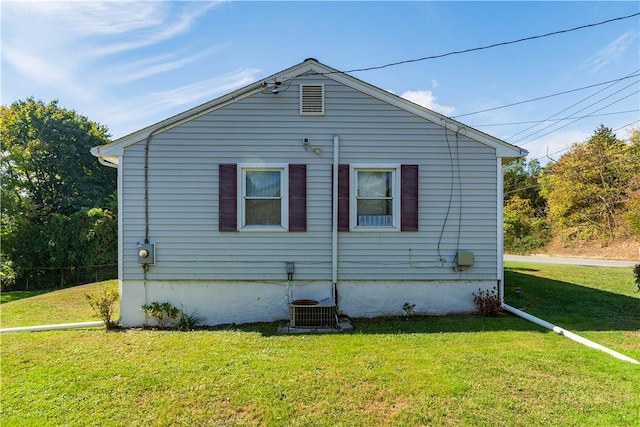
[91,58,526,327]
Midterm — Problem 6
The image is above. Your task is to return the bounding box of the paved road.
[504,254,637,267]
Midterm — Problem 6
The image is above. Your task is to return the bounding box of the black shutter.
[401,164,419,231]
[289,164,307,231]
[338,164,350,231]
[219,164,237,232]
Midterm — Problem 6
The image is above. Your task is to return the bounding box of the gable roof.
[91,58,527,166]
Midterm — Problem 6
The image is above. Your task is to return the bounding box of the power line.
[454,74,639,119]
[515,87,640,146]
[615,120,640,132]
[469,109,639,127]
[334,12,640,74]
[510,70,640,144]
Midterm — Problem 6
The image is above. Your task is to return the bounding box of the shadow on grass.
[233,269,639,337]
[504,269,640,333]
[0,290,54,305]
[231,314,538,337]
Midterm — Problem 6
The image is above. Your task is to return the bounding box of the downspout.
[1,321,104,333]
[497,158,505,302]
[332,135,340,306]
[501,304,639,364]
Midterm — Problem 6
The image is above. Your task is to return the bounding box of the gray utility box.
[456,251,474,268]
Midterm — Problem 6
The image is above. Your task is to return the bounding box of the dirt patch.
[539,238,640,261]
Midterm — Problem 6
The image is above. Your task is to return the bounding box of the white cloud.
[1,0,231,135]
[105,45,230,84]
[102,67,262,138]
[401,90,456,116]
[1,1,221,86]
[584,29,638,72]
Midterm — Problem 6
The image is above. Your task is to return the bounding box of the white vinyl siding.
[120,74,498,283]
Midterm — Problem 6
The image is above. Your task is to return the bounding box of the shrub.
[142,301,180,329]
[633,265,640,292]
[472,286,502,316]
[401,302,416,318]
[86,286,119,330]
[176,310,204,331]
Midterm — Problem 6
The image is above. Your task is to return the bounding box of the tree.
[1,98,115,220]
[1,98,117,290]
[503,158,546,214]
[540,125,639,242]
[622,128,640,238]
[503,195,549,253]
[503,158,549,253]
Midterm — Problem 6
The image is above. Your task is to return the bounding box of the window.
[352,166,400,230]
[338,164,418,232]
[241,165,288,230]
[219,164,307,232]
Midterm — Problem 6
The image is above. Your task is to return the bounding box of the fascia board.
[91,59,526,164]
[91,61,322,161]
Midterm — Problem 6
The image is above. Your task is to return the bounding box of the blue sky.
[2,1,638,163]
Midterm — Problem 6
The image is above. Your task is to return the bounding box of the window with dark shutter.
[288,164,307,231]
[401,165,419,231]
[219,164,237,232]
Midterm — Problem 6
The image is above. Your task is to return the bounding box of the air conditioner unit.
[290,300,337,328]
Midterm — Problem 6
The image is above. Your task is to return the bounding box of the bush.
[175,310,204,331]
[472,286,502,316]
[86,286,119,330]
[633,265,640,292]
[142,301,181,329]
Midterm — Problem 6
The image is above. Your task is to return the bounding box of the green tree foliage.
[503,159,549,253]
[1,98,115,219]
[504,158,545,213]
[622,129,640,238]
[503,195,550,254]
[1,98,117,290]
[539,125,640,242]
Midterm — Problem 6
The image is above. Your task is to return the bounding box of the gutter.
[502,304,639,364]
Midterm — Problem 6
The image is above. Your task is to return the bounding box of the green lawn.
[1,264,638,426]
[0,280,119,328]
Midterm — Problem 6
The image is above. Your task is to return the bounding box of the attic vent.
[300,84,324,115]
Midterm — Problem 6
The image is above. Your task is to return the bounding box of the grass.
[0,280,118,328]
[0,289,52,304]
[1,264,639,426]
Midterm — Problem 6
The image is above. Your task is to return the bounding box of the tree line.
[1,98,638,290]
[504,125,640,254]
[1,99,117,290]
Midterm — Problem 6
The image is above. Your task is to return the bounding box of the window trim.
[238,163,289,231]
[350,164,401,232]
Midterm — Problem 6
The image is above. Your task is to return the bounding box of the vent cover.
[290,303,336,328]
[300,84,324,115]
